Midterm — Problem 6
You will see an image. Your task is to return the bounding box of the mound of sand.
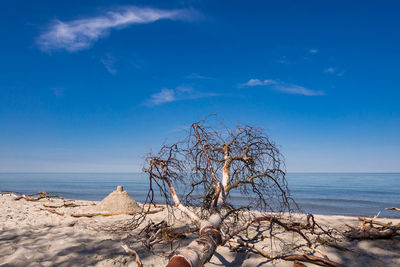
[96,186,140,213]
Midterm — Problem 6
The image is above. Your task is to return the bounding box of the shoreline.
[2,191,399,219]
[2,172,399,218]
[1,194,400,266]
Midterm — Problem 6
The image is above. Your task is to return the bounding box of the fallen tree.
[141,119,342,267]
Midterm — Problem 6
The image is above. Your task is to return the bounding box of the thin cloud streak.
[239,78,276,88]
[101,54,117,74]
[240,78,324,96]
[274,84,324,96]
[324,67,336,73]
[146,86,217,106]
[324,67,345,77]
[37,7,197,52]
[186,73,212,79]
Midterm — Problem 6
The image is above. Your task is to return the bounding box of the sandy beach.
[1,194,399,267]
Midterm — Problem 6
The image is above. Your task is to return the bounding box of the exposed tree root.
[229,239,344,267]
[121,244,143,267]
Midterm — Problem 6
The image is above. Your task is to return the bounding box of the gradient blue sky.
[1,0,399,172]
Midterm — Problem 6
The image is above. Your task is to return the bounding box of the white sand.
[1,194,399,267]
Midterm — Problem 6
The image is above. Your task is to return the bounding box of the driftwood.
[385,207,400,213]
[121,244,143,267]
[35,208,64,216]
[71,212,137,217]
[71,208,164,218]
[43,202,82,208]
[345,216,400,240]
[14,192,63,201]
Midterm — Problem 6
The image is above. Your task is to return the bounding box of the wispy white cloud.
[37,7,197,52]
[239,78,324,96]
[239,78,276,88]
[149,88,176,105]
[274,84,324,96]
[324,67,345,77]
[186,73,212,79]
[309,49,318,54]
[101,54,117,74]
[147,86,216,106]
[324,67,336,73]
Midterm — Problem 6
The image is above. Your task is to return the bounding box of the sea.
[1,172,399,217]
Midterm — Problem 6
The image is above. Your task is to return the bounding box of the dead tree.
[143,119,340,267]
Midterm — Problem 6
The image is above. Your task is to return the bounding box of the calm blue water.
[1,173,399,217]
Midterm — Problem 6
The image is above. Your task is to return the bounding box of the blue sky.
[0,0,399,172]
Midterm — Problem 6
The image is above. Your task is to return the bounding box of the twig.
[43,203,82,208]
[386,207,400,213]
[121,244,143,267]
[224,215,311,247]
[36,208,64,216]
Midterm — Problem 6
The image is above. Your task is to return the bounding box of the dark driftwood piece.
[346,216,400,240]
[14,192,63,201]
[386,207,400,213]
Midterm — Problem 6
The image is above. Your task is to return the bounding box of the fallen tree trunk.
[166,216,222,267]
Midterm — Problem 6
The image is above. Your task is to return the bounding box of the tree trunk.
[166,216,222,267]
